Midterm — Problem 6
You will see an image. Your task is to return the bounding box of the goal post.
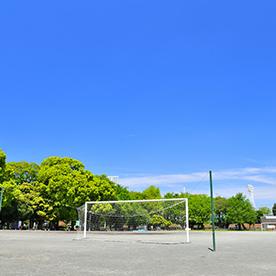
[78,198,189,243]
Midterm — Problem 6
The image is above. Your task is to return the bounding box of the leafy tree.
[214,196,228,228]
[0,180,19,210]
[6,161,40,185]
[106,186,162,230]
[163,192,211,229]
[124,203,148,229]
[149,214,172,229]
[14,182,44,222]
[1,161,41,228]
[188,194,211,229]
[163,192,191,228]
[115,184,131,200]
[258,207,271,216]
[89,203,114,230]
[142,186,161,199]
[273,203,276,216]
[226,193,257,230]
[0,149,6,184]
[129,191,144,200]
[255,209,264,223]
[37,156,116,226]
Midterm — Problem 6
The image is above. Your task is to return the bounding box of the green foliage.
[1,161,40,221]
[162,192,189,227]
[0,149,6,184]
[255,209,264,223]
[273,203,276,216]
[188,194,211,229]
[5,161,40,185]
[1,151,273,231]
[258,207,271,216]
[226,193,257,229]
[149,214,172,228]
[164,192,210,229]
[91,203,113,215]
[0,181,15,208]
[37,156,116,222]
[124,203,149,229]
[15,182,43,221]
[127,186,162,200]
[214,196,228,228]
[142,186,161,199]
[129,191,144,200]
[163,192,211,229]
[115,184,131,200]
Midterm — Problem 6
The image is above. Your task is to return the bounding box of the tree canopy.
[258,207,271,216]
[37,157,116,223]
[214,196,228,228]
[0,149,270,230]
[0,149,6,184]
[6,161,40,185]
[226,193,257,229]
[272,203,276,216]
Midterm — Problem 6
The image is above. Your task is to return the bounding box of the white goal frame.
[83,198,189,242]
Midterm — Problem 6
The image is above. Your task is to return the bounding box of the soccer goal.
[77,198,189,244]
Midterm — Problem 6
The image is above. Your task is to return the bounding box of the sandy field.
[0,230,275,275]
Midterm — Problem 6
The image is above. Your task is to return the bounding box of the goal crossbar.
[83,198,189,242]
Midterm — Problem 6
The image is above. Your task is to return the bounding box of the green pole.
[0,186,4,213]
[209,171,216,251]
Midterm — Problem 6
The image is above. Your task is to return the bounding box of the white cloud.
[120,167,276,187]
[119,167,276,208]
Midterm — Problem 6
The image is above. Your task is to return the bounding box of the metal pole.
[84,202,87,239]
[185,198,189,243]
[209,171,216,251]
[0,186,4,212]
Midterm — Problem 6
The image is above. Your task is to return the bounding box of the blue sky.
[1,1,276,210]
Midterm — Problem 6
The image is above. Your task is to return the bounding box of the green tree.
[37,156,116,226]
[149,214,172,229]
[163,192,191,228]
[214,196,228,228]
[255,209,264,223]
[115,184,131,200]
[0,150,22,227]
[188,194,211,229]
[258,207,271,216]
[6,161,40,185]
[0,149,6,184]
[226,193,257,230]
[129,191,144,200]
[273,203,276,216]
[1,161,41,228]
[142,185,161,199]
[14,182,43,222]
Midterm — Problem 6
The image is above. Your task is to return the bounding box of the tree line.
[0,149,275,230]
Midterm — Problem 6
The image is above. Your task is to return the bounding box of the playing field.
[0,230,275,275]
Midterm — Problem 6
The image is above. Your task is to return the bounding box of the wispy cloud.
[120,172,208,187]
[120,167,276,187]
[239,157,259,163]
[119,167,276,208]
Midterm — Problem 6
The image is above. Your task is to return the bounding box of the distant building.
[107,176,119,184]
[261,216,276,230]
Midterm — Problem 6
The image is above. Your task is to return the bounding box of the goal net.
[76,198,189,244]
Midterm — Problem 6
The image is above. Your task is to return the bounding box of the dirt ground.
[0,230,275,275]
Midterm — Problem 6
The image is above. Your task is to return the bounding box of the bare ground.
[0,230,275,275]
